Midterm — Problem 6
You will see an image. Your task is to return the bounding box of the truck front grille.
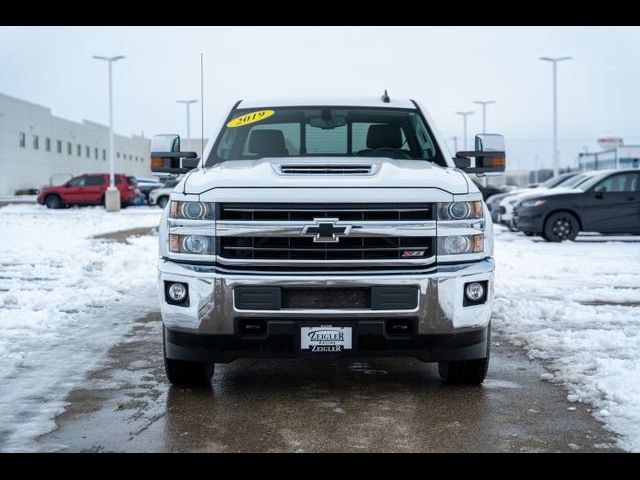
[219,203,433,222]
[219,236,433,261]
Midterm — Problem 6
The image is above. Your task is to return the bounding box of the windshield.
[558,174,588,188]
[207,107,444,166]
[541,174,574,188]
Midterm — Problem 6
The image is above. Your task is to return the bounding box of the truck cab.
[150,96,506,386]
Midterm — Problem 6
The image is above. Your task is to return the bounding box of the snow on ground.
[2,203,639,452]
[0,204,162,452]
[492,226,640,452]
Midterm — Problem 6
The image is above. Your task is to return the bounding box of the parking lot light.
[92,54,125,212]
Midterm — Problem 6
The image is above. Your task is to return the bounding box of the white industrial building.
[0,92,152,195]
[578,146,640,171]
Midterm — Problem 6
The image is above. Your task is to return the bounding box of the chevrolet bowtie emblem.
[301,218,352,243]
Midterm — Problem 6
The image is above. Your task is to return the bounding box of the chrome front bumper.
[157,258,495,336]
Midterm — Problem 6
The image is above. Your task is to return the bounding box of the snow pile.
[492,227,640,452]
[0,205,162,452]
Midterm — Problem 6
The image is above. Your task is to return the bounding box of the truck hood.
[182,158,469,195]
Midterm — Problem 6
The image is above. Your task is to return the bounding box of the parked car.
[150,96,507,387]
[486,183,541,223]
[36,173,140,209]
[148,178,181,208]
[498,172,581,230]
[135,177,163,204]
[512,168,640,241]
[475,182,504,201]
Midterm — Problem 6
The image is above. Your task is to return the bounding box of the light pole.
[455,111,475,150]
[92,54,125,212]
[473,100,495,134]
[539,56,572,177]
[177,99,198,152]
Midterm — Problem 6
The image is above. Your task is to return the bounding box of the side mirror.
[150,134,200,175]
[594,185,606,198]
[454,134,506,175]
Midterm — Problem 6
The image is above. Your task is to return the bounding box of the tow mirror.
[454,134,506,175]
[150,134,200,175]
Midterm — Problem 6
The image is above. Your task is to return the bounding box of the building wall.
[578,146,640,171]
[0,93,151,195]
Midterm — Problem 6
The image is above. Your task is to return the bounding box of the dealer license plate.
[300,325,352,352]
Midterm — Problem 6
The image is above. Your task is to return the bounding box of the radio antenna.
[200,52,204,165]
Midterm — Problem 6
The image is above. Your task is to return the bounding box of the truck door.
[582,172,640,233]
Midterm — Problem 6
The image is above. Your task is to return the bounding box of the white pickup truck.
[150,96,506,386]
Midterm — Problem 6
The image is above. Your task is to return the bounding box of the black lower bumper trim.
[164,322,489,363]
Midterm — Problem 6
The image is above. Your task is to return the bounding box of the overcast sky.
[1,26,639,171]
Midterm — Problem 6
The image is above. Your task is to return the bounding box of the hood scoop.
[274,163,377,175]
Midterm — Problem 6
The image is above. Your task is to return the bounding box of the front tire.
[44,194,62,209]
[438,326,490,385]
[157,196,169,209]
[543,211,579,242]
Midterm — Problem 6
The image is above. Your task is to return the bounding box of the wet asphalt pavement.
[38,312,621,452]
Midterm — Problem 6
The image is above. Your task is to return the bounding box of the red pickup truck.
[36,173,140,209]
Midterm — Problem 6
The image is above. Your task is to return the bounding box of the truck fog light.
[165,281,189,306]
[168,282,188,302]
[445,235,470,254]
[463,281,487,306]
[465,282,484,301]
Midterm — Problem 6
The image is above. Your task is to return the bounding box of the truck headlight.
[170,201,216,220]
[438,234,484,255]
[170,234,216,255]
[438,201,483,220]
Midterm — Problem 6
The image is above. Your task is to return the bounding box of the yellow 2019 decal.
[227,110,275,128]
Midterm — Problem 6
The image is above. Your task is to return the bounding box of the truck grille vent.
[278,164,373,175]
[219,236,433,261]
[219,203,433,222]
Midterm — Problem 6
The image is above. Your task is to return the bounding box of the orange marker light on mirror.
[151,157,165,168]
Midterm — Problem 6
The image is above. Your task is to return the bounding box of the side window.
[67,177,85,187]
[242,123,301,156]
[84,176,105,186]
[19,132,26,148]
[596,173,638,193]
[305,124,347,154]
[115,176,122,185]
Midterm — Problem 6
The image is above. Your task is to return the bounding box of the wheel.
[157,196,169,209]
[507,220,517,232]
[438,326,490,385]
[164,356,214,387]
[44,194,62,209]
[542,211,579,242]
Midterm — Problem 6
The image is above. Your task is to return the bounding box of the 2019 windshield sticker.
[227,110,275,128]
